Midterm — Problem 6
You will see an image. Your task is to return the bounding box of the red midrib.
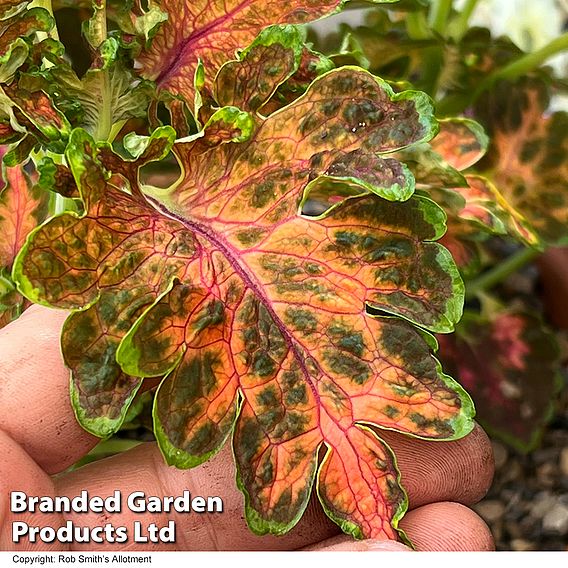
[156,0,256,87]
[148,196,322,407]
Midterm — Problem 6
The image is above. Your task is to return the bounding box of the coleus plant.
[0,0,476,541]
[0,0,563,542]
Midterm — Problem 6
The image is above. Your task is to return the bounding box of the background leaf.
[438,309,562,453]
[0,153,47,327]
[475,78,568,246]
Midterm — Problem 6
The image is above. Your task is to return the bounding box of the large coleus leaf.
[13,66,473,539]
[137,0,399,103]
[438,309,562,453]
[0,154,47,327]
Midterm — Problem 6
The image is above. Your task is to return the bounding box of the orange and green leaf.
[474,78,568,246]
[13,127,194,434]
[13,66,472,539]
[214,25,334,117]
[0,6,53,58]
[429,118,489,173]
[413,117,538,269]
[395,118,488,191]
[438,309,562,453]
[0,163,47,267]
[214,25,305,113]
[137,0,398,104]
[5,83,71,142]
[37,157,78,198]
[0,156,47,327]
[429,175,537,242]
[0,1,31,21]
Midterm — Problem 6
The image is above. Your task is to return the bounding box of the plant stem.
[466,247,540,299]
[429,0,453,37]
[89,0,108,48]
[473,31,568,100]
[91,0,112,142]
[89,438,142,456]
[492,32,568,80]
[406,11,431,40]
[95,79,112,142]
[31,0,51,14]
[452,0,480,41]
[405,10,443,96]
[48,191,62,215]
[48,192,76,215]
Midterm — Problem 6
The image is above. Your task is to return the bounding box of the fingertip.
[13,304,68,328]
[400,502,495,551]
[1,305,69,355]
[381,422,494,508]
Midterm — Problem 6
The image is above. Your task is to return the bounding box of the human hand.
[0,306,495,551]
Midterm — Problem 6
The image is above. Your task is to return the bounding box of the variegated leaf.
[14,67,472,539]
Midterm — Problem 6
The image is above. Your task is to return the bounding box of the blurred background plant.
[307,0,568,550]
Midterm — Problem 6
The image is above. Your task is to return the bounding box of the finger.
[0,431,68,551]
[0,306,97,474]
[380,424,494,508]
[399,502,494,551]
[302,535,411,551]
[306,502,496,552]
[55,443,340,551]
[54,429,492,551]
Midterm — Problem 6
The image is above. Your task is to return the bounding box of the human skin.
[0,306,495,551]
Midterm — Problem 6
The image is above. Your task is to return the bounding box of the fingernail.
[365,539,412,551]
